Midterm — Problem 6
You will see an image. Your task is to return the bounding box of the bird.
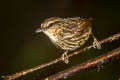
[36,17,101,63]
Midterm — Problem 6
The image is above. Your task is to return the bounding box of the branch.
[45,47,120,80]
[2,32,120,80]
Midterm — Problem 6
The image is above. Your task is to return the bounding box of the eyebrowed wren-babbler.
[36,17,101,64]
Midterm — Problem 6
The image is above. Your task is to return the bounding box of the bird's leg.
[91,32,101,49]
[61,51,69,64]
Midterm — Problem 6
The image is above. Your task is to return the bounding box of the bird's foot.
[91,33,101,49]
[61,51,69,64]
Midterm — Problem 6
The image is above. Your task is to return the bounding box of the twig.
[2,32,120,80]
[45,47,120,80]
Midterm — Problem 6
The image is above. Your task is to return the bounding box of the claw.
[61,51,69,64]
[91,32,101,49]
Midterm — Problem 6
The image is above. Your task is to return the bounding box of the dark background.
[1,0,120,80]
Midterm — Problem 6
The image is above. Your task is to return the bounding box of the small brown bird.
[36,17,101,63]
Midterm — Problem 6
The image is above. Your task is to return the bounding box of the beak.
[35,28,43,33]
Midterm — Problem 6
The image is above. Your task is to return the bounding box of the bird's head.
[35,17,62,33]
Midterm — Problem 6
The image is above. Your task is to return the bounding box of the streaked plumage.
[36,17,101,63]
[39,17,92,51]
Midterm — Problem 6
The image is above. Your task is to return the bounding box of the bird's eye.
[49,23,54,27]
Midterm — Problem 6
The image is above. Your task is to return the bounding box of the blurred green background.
[1,0,120,80]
